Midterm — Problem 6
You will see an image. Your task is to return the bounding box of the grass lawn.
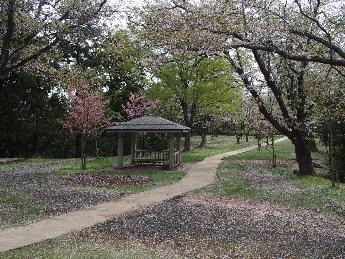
[50,135,261,193]
[181,135,259,163]
[0,189,42,228]
[51,157,187,193]
[225,138,295,161]
[0,158,63,170]
[1,231,181,259]
[3,137,345,258]
[200,139,345,218]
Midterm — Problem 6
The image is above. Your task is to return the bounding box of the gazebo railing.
[134,149,180,166]
[134,150,169,163]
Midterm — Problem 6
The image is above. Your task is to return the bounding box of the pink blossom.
[63,81,112,136]
[122,93,158,119]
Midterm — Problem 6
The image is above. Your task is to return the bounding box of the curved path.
[0,137,288,252]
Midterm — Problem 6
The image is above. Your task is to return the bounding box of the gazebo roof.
[104,115,190,133]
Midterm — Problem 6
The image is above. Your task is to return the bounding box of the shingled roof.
[104,115,190,132]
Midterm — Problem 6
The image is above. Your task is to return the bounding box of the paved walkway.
[0,158,25,164]
[0,137,288,252]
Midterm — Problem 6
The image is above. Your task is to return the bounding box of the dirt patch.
[69,173,152,187]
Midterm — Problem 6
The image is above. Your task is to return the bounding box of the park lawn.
[225,138,296,161]
[181,135,259,163]
[3,137,345,258]
[51,135,260,193]
[200,139,345,218]
[1,231,181,259]
[0,189,42,229]
[0,158,62,170]
[51,156,187,193]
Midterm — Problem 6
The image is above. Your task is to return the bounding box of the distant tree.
[308,69,345,185]
[64,80,111,169]
[91,30,149,114]
[0,71,72,157]
[148,52,242,150]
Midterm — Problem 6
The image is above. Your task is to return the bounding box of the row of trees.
[0,0,242,158]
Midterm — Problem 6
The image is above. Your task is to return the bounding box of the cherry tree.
[122,93,158,119]
[0,0,112,81]
[64,80,111,169]
[133,0,345,175]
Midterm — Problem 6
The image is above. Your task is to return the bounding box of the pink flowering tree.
[122,93,157,119]
[64,81,111,169]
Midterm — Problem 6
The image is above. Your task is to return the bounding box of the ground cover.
[0,135,248,230]
[5,137,345,258]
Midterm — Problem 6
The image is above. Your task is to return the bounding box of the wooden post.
[118,132,124,168]
[176,134,181,165]
[168,132,175,170]
[131,132,137,164]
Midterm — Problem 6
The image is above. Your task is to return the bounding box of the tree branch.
[224,50,292,137]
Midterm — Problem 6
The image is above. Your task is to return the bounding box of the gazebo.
[104,116,190,170]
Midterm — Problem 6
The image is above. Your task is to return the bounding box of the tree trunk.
[329,121,339,188]
[81,134,86,170]
[184,132,191,152]
[271,134,276,168]
[199,127,207,148]
[74,133,81,158]
[292,132,313,175]
[236,133,240,144]
[95,136,99,159]
[180,100,192,152]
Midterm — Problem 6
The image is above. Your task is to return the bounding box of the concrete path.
[0,158,25,164]
[0,137,288,252]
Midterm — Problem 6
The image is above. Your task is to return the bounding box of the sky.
[108,0,154,28]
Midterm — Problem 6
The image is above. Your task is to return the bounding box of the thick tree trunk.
[292,132,313,175]
[184,132,191,152]
[199,127,207,148]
